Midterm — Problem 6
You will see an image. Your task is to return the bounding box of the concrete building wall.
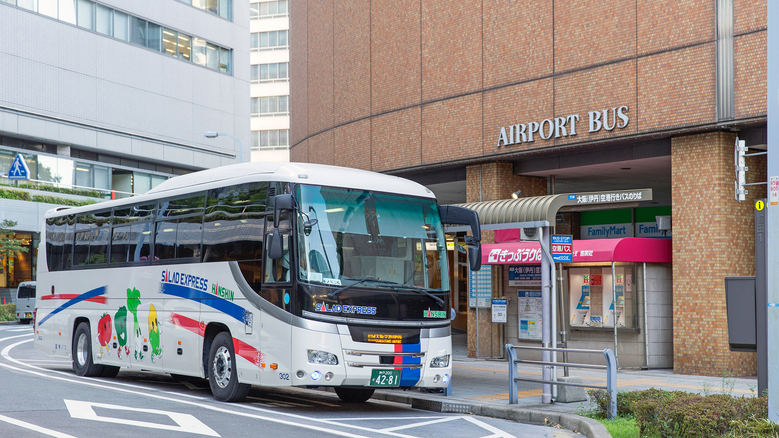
[0,1,250,167]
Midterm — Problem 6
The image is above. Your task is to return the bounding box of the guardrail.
[505,344,617,419]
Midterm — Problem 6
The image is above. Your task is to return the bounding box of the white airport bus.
[33,162,482,402]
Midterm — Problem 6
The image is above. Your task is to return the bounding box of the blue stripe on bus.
[399,343,422,386]
[159,283,248,324]
[37,286,107,327]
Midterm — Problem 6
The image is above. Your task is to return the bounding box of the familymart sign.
[497,105,630,147]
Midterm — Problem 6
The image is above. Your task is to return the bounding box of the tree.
[0,220,28,268]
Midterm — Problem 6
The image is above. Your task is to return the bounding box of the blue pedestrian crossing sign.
[8,153,30,180]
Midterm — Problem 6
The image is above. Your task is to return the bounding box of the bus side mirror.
[439,205,482,271]
[467,243,481,272]
[273,194,295,229]
[268,229,283,260]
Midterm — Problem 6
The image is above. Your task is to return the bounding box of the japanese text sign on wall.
[551,234,573,262]
[492,298,507,323]
[509,265,541,286]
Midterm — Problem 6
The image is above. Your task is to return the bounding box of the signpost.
[551,235,573,262]
[7,154,30,180]
[491,298,507,323]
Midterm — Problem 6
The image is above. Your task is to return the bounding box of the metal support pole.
[612,262,618,360]
[604,348,618,419]
[539,227,552,404]
[559,263,569,377]
[643,263,650,369]
[506,344,519,404]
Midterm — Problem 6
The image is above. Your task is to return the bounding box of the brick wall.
[465,162,546,357]
[671,131,765,376]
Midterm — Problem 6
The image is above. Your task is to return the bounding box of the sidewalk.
[371,333,759,438]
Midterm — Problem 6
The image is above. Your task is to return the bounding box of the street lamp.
[204,131,244,163]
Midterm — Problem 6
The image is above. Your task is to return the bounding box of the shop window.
[568,266,634,329]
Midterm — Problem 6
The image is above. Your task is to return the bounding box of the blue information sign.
[551,234,573,262]
[508,266,541,286]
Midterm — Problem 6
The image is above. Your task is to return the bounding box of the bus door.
[259,211,292,385]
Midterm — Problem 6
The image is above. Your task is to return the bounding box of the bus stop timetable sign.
[552,235,573,262]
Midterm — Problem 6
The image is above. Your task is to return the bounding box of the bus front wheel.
[207,332,250,402]
[334,387,375,403]
[72,322,104,377]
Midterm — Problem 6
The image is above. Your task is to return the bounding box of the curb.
[371,390,611,438]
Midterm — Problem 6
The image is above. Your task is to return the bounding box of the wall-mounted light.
[511,190,522,199]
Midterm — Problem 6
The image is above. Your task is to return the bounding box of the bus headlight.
[307,350,338,365]
[429,354,450,368]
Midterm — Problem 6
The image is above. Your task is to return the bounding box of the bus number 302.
[279,373,290,380]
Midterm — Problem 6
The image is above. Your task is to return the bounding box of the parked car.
[15,281,36,324]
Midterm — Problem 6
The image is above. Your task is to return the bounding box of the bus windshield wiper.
[327,277,392,299]
[385,283,445,306]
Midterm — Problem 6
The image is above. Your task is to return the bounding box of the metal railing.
[505,344,618,419]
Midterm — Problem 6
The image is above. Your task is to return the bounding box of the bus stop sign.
[8,153,30,180]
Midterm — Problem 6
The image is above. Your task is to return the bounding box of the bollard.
[2,297,5,305]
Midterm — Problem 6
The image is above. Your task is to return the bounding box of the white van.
[15,281,36,324]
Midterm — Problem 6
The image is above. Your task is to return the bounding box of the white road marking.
[1,335,522,438]
[379,416,458,432]
[0,339,371,438]
[0,413,78,438]
[463,416,517,438]
[64,399,220,437]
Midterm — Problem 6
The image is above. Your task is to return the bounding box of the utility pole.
[766,0,778,422]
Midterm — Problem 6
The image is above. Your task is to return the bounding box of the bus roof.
[44,162,436,218]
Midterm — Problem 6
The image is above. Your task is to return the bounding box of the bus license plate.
[24,313,32,317]
[370,369,401,387]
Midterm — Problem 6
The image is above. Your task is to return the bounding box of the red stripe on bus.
[168,313,205,337]
[394,344,403,365]
[39,294,107,304]
[233,338,265,368]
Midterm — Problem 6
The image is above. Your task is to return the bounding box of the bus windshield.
[296,185,449,293]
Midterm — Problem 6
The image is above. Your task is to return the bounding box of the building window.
[252,130,289,151]
[251,96,288,116]
[4,0,233,74]
[251,0,287,20]
[251,62,288,83]
[180,0,231,20]
[251,30,288,51]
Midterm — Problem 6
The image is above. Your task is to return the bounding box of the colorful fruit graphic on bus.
[127,287,144,361]
[148,303,162,362]
[97,313,112,357]
[114,306,129,359]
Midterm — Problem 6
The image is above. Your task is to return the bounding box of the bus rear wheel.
[334,387,375,403]
[72,322,104,377]
[207,332,250,402]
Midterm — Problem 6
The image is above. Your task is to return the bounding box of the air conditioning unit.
[520,227,540,241]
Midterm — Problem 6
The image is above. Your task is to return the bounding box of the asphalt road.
[0,323,584,438]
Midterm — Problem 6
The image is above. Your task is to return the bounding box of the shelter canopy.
[448,188,653,232]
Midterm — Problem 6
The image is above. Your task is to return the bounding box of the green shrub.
[1,181,104,198]
[588,388,669,418]
[727,417,779,438]
[0,304,17,321]
[31,194,96,207]
[0,188,32,201]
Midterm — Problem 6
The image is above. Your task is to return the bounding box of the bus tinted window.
[111,222,152,264]
[158,195,206,218]
[203,183,268,262]
[113,204,153,224]
[73,211,111,266]
[154,221,177,260]
[154,218,203,260]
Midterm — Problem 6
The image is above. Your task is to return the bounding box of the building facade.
[0,0,250,300]
[289,0,767,376]
[249,0,290,162]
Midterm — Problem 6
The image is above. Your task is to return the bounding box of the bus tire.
[334,387,375,403]
[208,332,250,402]
[100,365,120,378]
[72,322,104,377]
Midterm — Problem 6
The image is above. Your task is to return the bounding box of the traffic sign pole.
[766,0,778,422]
